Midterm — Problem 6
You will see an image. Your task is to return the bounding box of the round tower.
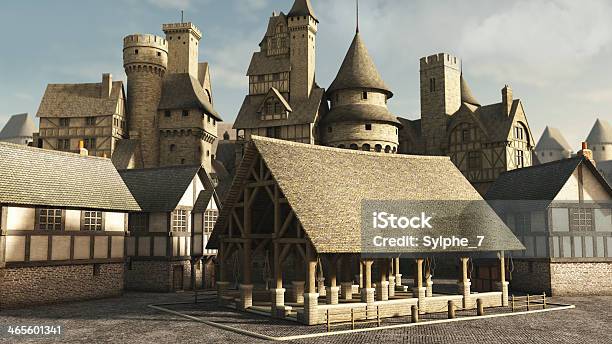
[321,32,400,153]
[586,119,612,162]
[123,34,168,167]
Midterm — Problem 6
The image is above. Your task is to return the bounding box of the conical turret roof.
[288,0,317,21]
[0,113,36,139]
[586,118,612,144]
[535,126,572,151]
[327,32,393,98]
[460,75,480,106]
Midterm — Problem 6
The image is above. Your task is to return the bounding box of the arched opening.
[362,143,371,151]
[384,145,391,153]
[392,146,396,153]
[374,144,382,152]
[349,144,358,150]
[338,144,345,149]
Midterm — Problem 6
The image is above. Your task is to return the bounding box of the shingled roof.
[486,157,612,202]
[460,75,480,106]
[287,0,317,21]
[210,136,524,253]
[327,32,393,98]
[118,165,202,212]
[0,113,36,139]
[0,142,140,212]
[158,73,221,120]
[246,52,292,76]
[535,126,572,151]
[37,81,123,118]
[586,118,612,144]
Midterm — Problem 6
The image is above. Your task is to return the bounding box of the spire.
[586,118,612,144]
[327,32,392,98]
[460,74,480,106]
[288,0,318,22]
[356,0,359,33]
[535,126,572,151]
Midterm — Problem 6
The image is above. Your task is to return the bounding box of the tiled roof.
[486,157,589,201]
[210,136,524,253]
[36,81,123,118]
[586,118,612,144]
[327,32,392,97]
[234,87,326,129]
[111,139,142,170]
[597,160,612,185]
[0,113,36,139]
[0,142,140,211]
[158,73,221,120]
[118,165,201,212]
[246,52,291,76]
[535,126,572,151]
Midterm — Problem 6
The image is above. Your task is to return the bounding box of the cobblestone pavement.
[0,293,609,344]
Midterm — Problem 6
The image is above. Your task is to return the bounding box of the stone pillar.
[292,281,305,303]
[359,261,364,289]
[376,260,389,301]
[216,281,229,305]
[413,258,426,313]
[495,251,509,307]
[340,256,353,300]
[239,284,253,310]
[394,258,402,287]
[216,242,228,305]
[317,276,326,297]
[326,257,339,304]
[388,258,396,297]
[425,260,433,297]
[360,259,375,304]
[271,242,288,317]
[303,245,319,325]
[458,257,471,308]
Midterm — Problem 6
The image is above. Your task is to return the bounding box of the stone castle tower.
[586,119,612,162]
[288,0,318,101]
[321,29,400,153]
[123,34,168,167]
[123,22,221,171]
[419,53,462,155]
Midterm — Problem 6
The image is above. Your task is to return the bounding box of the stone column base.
[388,276,396,297]
[216,281,230,305]
[270,288,286,317]
[413,286,426,314]
[291,281,305,304]
[326,286,340,304]
[458,280,471,308]
[426,277,433,297]
[340,282,353,300]
[376,281,389,301]
[239,284,253,310]
[395,273,402,287]
[302,293,320,325]
[361,287,375,304]
[317,277,326,297]
[495,281,509,307]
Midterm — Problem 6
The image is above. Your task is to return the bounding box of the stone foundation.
[550,261,612,296]
[0,263,123,309]
[124,259,192,292]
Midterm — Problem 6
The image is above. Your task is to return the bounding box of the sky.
[0,0,610,150]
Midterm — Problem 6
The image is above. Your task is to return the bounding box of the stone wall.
[124,259,192,292]
[550,261,612,296]
[508,259,552,294]
[0,263,123,309]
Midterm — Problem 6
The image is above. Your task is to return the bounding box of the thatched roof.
[210,136,524,253]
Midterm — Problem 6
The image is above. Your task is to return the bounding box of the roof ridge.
[0,142,111,161]
[118,164,202,172]
[250,135,450,160]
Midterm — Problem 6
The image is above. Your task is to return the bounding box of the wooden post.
[306,245,317,294]
[326,310,330,332]
[364,259,373,289]
[351,309,355,330]
[477,298,484,316]
[448,300,455,319]
[411,305,419,323]
[500,252,506,285]
[416,258,424,289]
[461,257,468,283]
[242,188,252,285]
[527,294,530,311]
[543,292,547,309]
[511,295,515,311]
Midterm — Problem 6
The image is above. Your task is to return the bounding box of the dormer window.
[362,91,368,100]
[182,110,189,117]
[365,123,372,131]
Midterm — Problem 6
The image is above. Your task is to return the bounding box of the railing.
[511,293,547,311]
[325,305,380,332]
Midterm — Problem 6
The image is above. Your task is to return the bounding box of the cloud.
[570,88,612,103]
[146,0,191,9]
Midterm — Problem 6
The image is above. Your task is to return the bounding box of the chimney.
[101,73,112,98]
[79,140,88,156]
[577,141,595,165]
[502,85,513,116]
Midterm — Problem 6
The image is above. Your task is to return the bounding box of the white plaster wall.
[29,236,48,261]
[93,236,108,259]
[154,237,166,256]
[554,171,580,201]
[6,207,35,231]
[111,237,124,258]
[105,212,125,231]
[73,236,90,259]
[5,236,25,262]
[65,210,81,231]
[51,236,71,260]
[149,213,168,232]
[583,166,612,201]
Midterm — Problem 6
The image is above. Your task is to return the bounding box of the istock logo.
[372,211,433,229]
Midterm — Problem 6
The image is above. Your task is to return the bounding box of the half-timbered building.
[0,142,140,308]
[119,165,219,291]
[208,136,523,325]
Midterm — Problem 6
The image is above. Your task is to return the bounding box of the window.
[514,126,525,140]
[164,110,171,117]
[180,158,185,164]
[273,73,280,81]
[172,209,188,232]
[86,117,96,126]
[461,129,470,142]
[365,123,372,131]
[515,213,531,233]
[182,110,189,117]
[57,138,70,151]
[467,151,482,169]
[38,208,62,230]
[170,144,176,152]
[204,209,218,234]
[157,52,161,57]
[362,144,371,151]
[515,150,525,168]
[129,213,148,232]
[429,78,436,92]
[59,118,70,127]
[362,91,368,100]
[83,211,103,231]
[570,208,593,231]
[374,144,382,152]
[135,49,139,54]
[84,137,96,149]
